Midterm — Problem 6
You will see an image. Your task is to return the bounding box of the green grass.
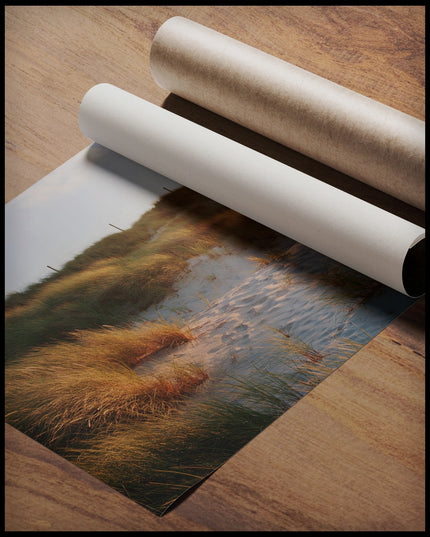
[5,187,284,362]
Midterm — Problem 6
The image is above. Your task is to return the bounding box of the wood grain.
[5,5,425,531]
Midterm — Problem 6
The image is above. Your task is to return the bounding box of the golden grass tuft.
[5,320,205,446]
[70,320,195,367]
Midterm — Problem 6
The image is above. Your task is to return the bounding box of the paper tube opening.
[402,239,425,297]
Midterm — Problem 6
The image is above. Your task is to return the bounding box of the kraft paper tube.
[150,17,425,210]
[79,84,424,297]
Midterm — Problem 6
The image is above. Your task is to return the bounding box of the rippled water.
[135,237,414,407]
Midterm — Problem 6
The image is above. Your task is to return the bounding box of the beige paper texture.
[150,17,425,210]
[79,84,424,297]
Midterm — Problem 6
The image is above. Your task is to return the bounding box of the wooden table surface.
[5,6,425,531]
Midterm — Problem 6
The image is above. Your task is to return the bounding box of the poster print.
[5,145,414,515]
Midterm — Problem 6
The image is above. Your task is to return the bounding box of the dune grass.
[66,342,344,516]
[4,232,213,361]
[5,187,284,362]
[5,320,204,448]
[67,376,288,515]
[69,321,194,367]
[7,185,346,515]
[271,326,326,362]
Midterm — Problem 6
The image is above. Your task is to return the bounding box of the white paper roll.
[79,83,425,297]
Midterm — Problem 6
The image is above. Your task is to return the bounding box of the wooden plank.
[5,5,425,531]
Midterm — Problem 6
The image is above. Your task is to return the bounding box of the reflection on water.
[135,237,414,409]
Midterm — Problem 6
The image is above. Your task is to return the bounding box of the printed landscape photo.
[5,148,414,515]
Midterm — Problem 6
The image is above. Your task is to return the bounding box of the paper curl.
[80,84,425,296]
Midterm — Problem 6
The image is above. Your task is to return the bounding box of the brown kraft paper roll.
[150,16,425,210]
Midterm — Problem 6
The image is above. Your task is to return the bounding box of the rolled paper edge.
[78,84,426,298]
